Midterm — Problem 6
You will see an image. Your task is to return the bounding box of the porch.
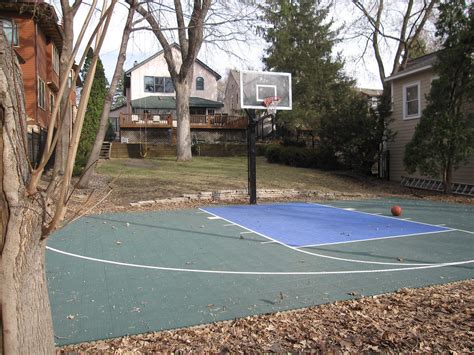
[119,113,248,130]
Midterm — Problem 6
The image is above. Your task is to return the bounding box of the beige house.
[113,44,247,144]
[384,52,474,191]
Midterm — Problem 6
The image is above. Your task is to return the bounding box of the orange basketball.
[391,205,402,216]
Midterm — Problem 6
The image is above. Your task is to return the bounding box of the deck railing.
[119,113,247,129]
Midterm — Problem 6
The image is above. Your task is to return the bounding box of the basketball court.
[46,198,474,346]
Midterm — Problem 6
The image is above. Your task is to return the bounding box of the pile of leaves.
[59,279,473,353]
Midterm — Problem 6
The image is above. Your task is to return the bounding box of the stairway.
[99,141,112,159]
[172,128,177,144]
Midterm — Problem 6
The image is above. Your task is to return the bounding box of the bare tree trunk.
[444,159,453,194]
[175,80,192,161]
[54,5,75,175]
[77,3,135,188]
[132,0,211,161]
[0,36,55,352]
[1,213,54,354]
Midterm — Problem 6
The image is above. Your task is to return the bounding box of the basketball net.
[263,96,281,116]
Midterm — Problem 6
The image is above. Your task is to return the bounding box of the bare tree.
[348,0,437,86]
[0,0,117,351]
[78,0,137,188]
[128,0,257,161]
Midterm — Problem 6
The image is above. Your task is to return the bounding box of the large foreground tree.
[78,1,136,188]
[404,0,474,193]
[260,0,354,133]
[1,0,116,351]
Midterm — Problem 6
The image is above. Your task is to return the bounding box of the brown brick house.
[384,52,473,193]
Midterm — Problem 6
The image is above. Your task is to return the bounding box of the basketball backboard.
[240,71,292,110]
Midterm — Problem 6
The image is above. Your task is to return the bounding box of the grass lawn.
[96,156,381,204]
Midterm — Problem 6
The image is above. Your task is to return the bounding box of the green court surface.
[46,198,474,346]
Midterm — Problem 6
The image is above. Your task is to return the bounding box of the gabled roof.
[125,43,221,80]
[131,95,224,109]
[385,51,439,82]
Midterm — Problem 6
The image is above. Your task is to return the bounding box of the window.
[403,82,420,119]
[50,93,55,113]
[0,19,18,46]
[52,44,60,74]
[144,76,174,93]
[38,78,45,110]
[196,77,204,91]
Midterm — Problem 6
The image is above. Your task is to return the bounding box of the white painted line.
[224,223,236,227]
[402,218,412,220]
[453,228,474,235]
[207,216,221,220]
[45,246,474,276]
[239,231,254,235]
[344,208,356,211]
[309,202,454,230]
[196,211,206,214]
[373,213,382,215]
[199,208,437,266]
[296,229,454,248]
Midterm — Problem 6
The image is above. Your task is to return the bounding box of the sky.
[58,0,416,91]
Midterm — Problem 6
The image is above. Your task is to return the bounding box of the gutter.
[384,65,433,82]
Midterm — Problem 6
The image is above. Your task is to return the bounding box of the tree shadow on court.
[86,215,265,244]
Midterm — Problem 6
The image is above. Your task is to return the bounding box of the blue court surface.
[202,202,452,247]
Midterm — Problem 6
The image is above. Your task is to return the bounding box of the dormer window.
[0,18,18,46]
[196,77,204,91]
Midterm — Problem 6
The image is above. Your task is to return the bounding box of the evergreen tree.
[319,92,391,174]
[404,0,474,193]
[112,69,126,109]
[75,48,109,175]
[260,0,353,133]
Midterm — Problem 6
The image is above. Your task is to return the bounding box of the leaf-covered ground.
[58,279,473,353]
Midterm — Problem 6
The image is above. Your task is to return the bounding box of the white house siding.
[223,70,241,115]
[130,47,219,102]
[387,68,474,185]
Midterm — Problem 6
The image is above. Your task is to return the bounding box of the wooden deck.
[119,113,247,129]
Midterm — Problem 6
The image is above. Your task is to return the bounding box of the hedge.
[264,144,340,170]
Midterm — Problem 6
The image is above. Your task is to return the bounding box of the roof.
[125,43,221,80]
[0,1,64,51]
[131,96,224,109]
[385,52,439,82]
[355,87,383,97]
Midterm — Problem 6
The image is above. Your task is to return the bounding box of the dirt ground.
[58,168,473,353]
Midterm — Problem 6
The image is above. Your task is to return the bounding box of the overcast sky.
[67,0,411,90]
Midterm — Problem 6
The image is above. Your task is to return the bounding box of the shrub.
[281,138,307,148]
[264,144,319,168]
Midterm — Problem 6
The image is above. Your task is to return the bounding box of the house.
[222,69,276,140]
[0,0,78,165]
[355,87,383,111]
[384,52,474,192]
[115,44,247,144]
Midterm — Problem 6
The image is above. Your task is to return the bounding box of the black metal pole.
[246,109,257,205]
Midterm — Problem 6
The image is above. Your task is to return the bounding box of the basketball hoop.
[263,96,281,116]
